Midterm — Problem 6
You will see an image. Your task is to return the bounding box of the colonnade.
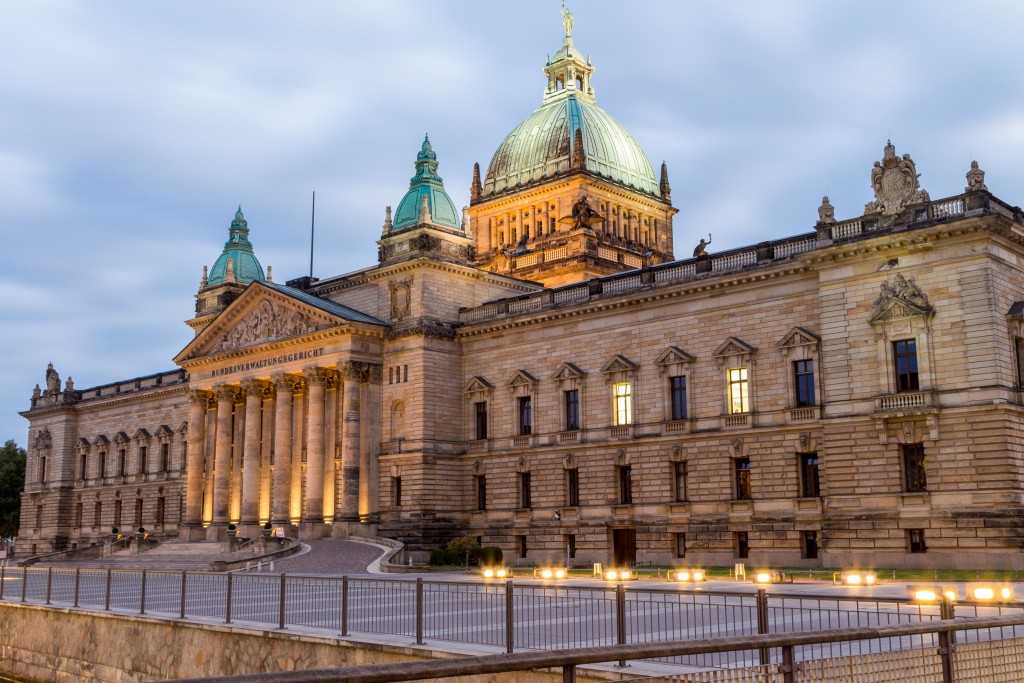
[183,361,382,539]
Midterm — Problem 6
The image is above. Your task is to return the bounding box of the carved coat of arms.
[870,274,934,324]
[864,141,930,216]
[389,278,412,321]
[216,299,323,352]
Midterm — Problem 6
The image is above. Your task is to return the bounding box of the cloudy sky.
[1,1,1023,442]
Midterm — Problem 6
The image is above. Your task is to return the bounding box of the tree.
[0,439,26,539]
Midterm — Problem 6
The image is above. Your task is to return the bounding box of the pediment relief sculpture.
[864,140,930,216]
[870,274,934,325]
[215,299,327,353]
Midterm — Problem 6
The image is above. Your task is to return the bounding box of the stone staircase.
[36,541,227,571]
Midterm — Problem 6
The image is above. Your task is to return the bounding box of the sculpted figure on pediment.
[864,140,930,216]
[870,274,934,324]
[216,299,324,353]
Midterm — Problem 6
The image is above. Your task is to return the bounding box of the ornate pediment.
[77,437,91,452]
[655,346,696,367]
[552,362,586,382]
[713,337,756,360]
[601,354,638,375]
[132,428,151,443]
[870,274,934,325]
[777,327,820,350]
[155,424,173,440]
[213,298,327,353]
[508,369,539,389]
[93,434,110,447]
[465,376,494,394]
[864,140,930,216]
[114,431,130,445]
[32,429,51,450]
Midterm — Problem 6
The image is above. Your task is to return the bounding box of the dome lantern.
[390,134,462,233]
[206,206,265,287]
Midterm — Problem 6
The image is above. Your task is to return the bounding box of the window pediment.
[114,431,130,445]
[656,346,696,368]
[552,362,586,382]
[77,438,91,453]
[465,376,494,395]
[93,434,110,447]
[155,424,173,442]
[508,369,539,389]
[132,428,151,443]
[601,354,638,375]
[870,275,934,326]
[714,337,756,365]
[32,429,52,450]
[777,327,820,351]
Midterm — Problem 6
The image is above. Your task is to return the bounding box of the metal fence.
[3,565,1022,673]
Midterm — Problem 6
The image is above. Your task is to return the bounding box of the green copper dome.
[392,135,462,232]
[207,206,265,286]
[482,7,659,200]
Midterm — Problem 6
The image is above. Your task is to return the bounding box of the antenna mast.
[309,189,316,278]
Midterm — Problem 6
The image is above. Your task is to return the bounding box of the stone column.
[301,368,326,539]
[322,372,339,522]
[271,374,296,529]
[337,362,361,527]
[240,380,266,535]
[209,385,238,539]
[360,364,383,526]
[184,390,210,540]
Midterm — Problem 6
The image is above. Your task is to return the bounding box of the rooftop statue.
[864,140,930,217]
[693,234,712,258]
[45,362,60,396]
[560,195,604,231]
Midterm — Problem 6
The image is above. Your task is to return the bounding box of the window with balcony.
[902,443,927,493]
[893,339,919,392]
[519,471,532,509]
[793,360,815,407]
[517,396,532,436]
[475,475,486,511]
[566,468,580,507]
[612,382,632,426]
[734,457,752,500]
[670,376,688,420]
[800,453,821,498]
[118,449,126,477]
[564,389,580,431]
[617,465,633,504]
[673,461,688,502]
[474,401,488,440]
[727,368,750,414]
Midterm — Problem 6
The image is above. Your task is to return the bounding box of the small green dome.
[207,206,265,286]
[483,94,658,199]
[392,135,462,232]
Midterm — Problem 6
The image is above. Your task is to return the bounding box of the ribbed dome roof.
[392,135,462,232]
[207,207,265,286]
[482,95,658,199]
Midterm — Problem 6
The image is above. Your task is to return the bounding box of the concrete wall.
[0,603,621,683]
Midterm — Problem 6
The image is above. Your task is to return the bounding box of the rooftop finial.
[966,160,988,192]
[471,162,482,202]
[418,193,431,225]
[266,265,272,282]
[660,161,672,201]
[200,265,208,288]
[383,205,393,234]
[561,0,574,40]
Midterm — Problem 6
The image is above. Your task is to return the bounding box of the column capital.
[365,363,383,385]
[213,384,241,402]
[341,361,364,382]
[271,373,303,393]
[240,379,272,398]
[303,366,339,388]
[189,388,214,406]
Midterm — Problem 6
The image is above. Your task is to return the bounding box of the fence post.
[340,576,349,637]
[505,580,514,654]
[0,564,6,600]
[278,573,286,630]
[756,588,770,666]
[139,570,147,615]
[415,577,424,645]
[938,627,954,683]
[781,644,795,683]
[73,568,81,608]
[179,571,187,619]
[21,567,28,603]
[616,584,627,667]
[562,664,576,683]
[104,569,111,610]
[45,567,52,604]
[225,573,233,624]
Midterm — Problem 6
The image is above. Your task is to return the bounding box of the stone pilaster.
[240,380,268,536]
[209,385,239,539]
[300,367,327,539]
[359,363,383,528]
[336,362,362,528]
[271,374,297,530]
[184,390,210,540]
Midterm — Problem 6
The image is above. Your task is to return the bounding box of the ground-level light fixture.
[753,570,776,585]
[841,570,878,586]
[537,566,567,580]
[912,587,958,603]
[482,566,510,580]
[604,567,634,581]
[671,568,706,583]
[967,584,1014,602]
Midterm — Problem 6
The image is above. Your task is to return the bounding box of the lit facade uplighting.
[913,589,938,602]
[1001,587,1014,601]
[754,571,773,584]
[672,568,706,583]
[554,568,567,579]
[675,570,690,582]
[842,571,877,586]
[483,568,495,578]
[605,569,619,581]
[495,568,508,579]
[943,589,958,602]
[973,587,995,601]
[541,568,553,579]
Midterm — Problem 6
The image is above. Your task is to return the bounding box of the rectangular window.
[734,457,752,500]
[517,534,528,559]
[74,502,83,528]
[675,532,687,558]
[564,389,580,431]
[519,471,532,509]
[793,360,816,407]
[391,476,402,507]
[908,528,927,554]
[673,461,688,502]
[475,475,486,511]
[1016,337,1024,388]
[134,498,143,528]
[34,505,42,530]
[618,465,633,504]
[474,401,488,440]
[565,533,576,559]
[893,339,920,392]
[80,453,87,480]
[735,531,750,559]
[139,446,148,474]
[670,376,688,420]
[612,382,633,426]
[155,497,165,527]
[518,396,532,436]
[902,443,927,493]
[389,367,394,384]
[94,501,102,528]
[161,443,170,472]
[801,530,819,559]
[114,500,122,527]
[39,456,46,483]
[800,453,821,498]
[566,468,580,507]
[403,365,408,382]
[727,368,750,414]
[118,449,126,477]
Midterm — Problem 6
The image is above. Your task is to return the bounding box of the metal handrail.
[157,614,1024,683]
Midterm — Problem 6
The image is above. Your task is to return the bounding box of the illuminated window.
[727,368,750,414]
[612,382,633,426]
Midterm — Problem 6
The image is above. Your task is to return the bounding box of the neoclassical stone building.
[17,11,1024,569]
